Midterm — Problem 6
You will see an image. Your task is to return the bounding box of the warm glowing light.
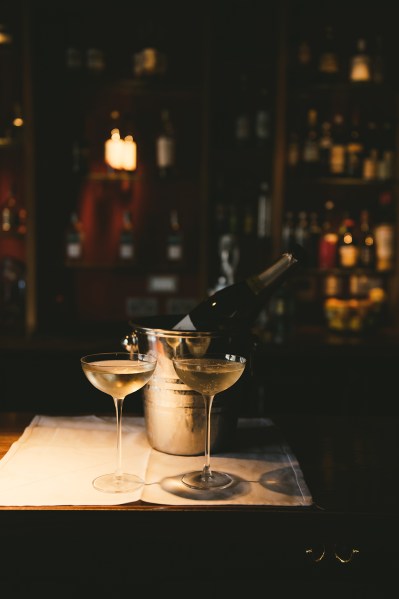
[13,117,24,127]
[104,129,137,171]
[122,135,137,171]
[105,128,125,170]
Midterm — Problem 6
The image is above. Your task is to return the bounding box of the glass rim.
[81,352,157,365]
[172,353,246,362]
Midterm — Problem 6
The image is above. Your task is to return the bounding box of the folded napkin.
[0,415,313,507]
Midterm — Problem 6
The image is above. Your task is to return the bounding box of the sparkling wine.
[173,357,245,396]
[173,245,305,331]
[82,359,156,398]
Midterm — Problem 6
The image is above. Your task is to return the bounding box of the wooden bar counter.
[0,410,397,594]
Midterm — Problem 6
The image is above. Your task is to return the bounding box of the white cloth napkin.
[0,415,313,507]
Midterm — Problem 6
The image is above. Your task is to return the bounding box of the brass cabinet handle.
[334,546,360,564]
[305,545,326,563]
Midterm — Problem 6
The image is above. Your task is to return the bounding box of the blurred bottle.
[349,37,372,83]
[233,72,251,147]
[372,35,385,84]
[329,112,347,176]
[301,108,320,176]
[119,210,135,261]
[293,38,313,85]
[345,108,364,178]
[254,83,271,147]
[0,256,26,330]
[362,120,379,181]
[257,181,272,243]
[374,191,395,271]
[308,211,322,267]
[318,201,338,269]
[1,186,19,233]
[281,210,295,253]
[317,25,340,83]
[166,208,183,263]
[65,211,84,260]
[156,109,176,179]
[337,214,358,268]
[358,209,375,268]
[318,120,333,177]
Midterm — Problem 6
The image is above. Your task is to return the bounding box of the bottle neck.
[247,252,298,294]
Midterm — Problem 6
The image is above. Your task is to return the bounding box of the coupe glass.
[80,352,157,493]
[172,352,246,490]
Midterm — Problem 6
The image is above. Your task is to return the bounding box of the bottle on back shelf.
[166,208,183,263]
[358,209,375,268]
[172,245,305,332]
[118,210,135,261]
[233,72,251,147]
[1,185,19,234]
[301,108,320,176]
[65,211,84,260]
[156,109,176,179]
[337,214,358,268]
[374,190,395,271]
[317,25,340,83]
[348,37,372,83]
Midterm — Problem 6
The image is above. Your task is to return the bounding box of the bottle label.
[235,115,250,141]
[339,245,358,268]
[173,314,195,331]
[157,137,175,168]
[167,244,182,261]
[375,224,394,270]
[120,244,134,259]
[318,235,338,269]
[330,145,345,174]
[67,242,82,259]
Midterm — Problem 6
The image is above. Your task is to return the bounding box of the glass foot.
[181,470,233,490]
[93,473,144,493]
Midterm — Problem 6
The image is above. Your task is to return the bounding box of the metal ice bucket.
[125,315,253,456]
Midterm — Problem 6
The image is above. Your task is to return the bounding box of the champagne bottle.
[172,245,304,331]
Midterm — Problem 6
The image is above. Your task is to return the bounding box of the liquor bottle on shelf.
[318,200,338,269]
[301,108,320,176]
[286,129,301,174]
[292,37,313,85]
[172,245,305,332]
[337,214,358,268]
[256,181,272,242]
[233,72,251,147]
[329,112,347,176]
[281,210,295,253]
[349,38,372,83]
[374,190,395,271]
[166,208,183,263]
[362,120,379,181]
[377,120,395,181]
[254,83,271,148]
[294,210,309,251]
[345,109,364,178]
[1,186,19,234]
[317,25,340,83]
[318,120,333,177]
[118,210,135,261]
[372,35,385,84]
[65,211,84,261]
[358,209,375,268]
[156,108,175,179]
[308,211,322,268]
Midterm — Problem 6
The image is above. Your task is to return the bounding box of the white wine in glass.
[81,352,157,493]
[172,353,246,490]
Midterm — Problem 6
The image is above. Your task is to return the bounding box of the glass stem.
[113,397,124,477]
[202,394,214,480]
